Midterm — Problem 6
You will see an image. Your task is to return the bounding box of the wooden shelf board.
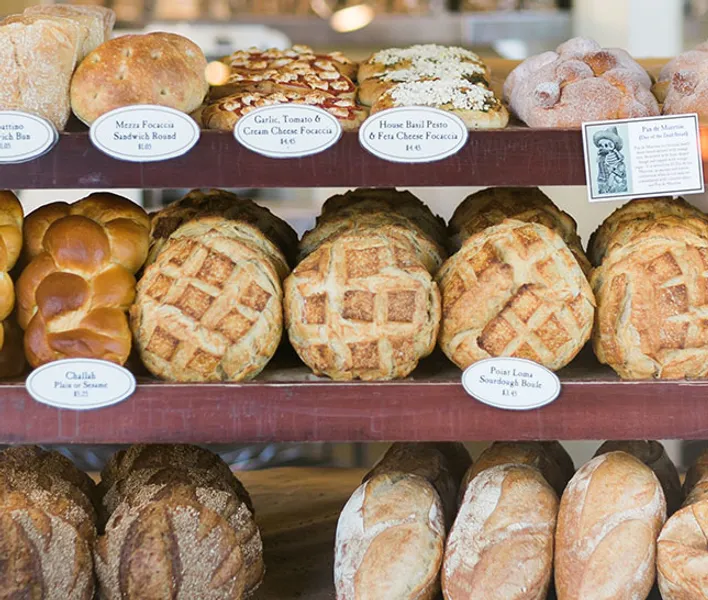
[243,466,663,600]
[2,349,708,444]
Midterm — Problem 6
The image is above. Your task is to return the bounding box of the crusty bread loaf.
[657,449,708,598]
[504,37,658,127]
[95,491,246,600]
[448,187,589,273]
[132,217,285,382]
[285,231,441,380]
[590,200,708,379]
[364,442,471,528]
[540,441,575,483]
[23,4,115,60]
[0,192,23,338]
[148,189,298,269]
[437,219,595,371]
[442,463,558,600]
[555,451,666,600]
[0,14,81,129]
[0,497,94,600]
[17,193,149,367]
[460,441,569,499]
[595,440,683,515]
[334,471,445,600]
[71,32,208,125]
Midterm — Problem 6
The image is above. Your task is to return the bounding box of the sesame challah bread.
[504,37,659,127]
[17,192,149,367]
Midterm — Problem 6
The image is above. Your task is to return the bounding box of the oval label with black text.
[235,104,342,158]
[461,357,561,411]
[359,106,468,163]
[0,111,58,164]
[90,105,200,162]
[26,359,136,410]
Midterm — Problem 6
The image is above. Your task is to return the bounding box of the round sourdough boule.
[285,231,441,380]
[131,218,285,382]
[443,464,558,600]
[334,472,445,600]
[594,440,683,515]
[70,32,208,125]
[95,493,245,600]
[437,220,595,371]
[555,451,666,600]
[0,493,94,600]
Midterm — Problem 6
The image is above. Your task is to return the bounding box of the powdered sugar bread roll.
[555,451,666,600]
[334,471,445,600]
[442,463,558,600]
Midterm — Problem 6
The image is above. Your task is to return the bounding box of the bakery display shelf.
[241,466,663,600]
[4,349,708,444]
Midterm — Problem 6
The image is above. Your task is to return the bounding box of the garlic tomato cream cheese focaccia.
[222,45,356,80]
[202,90,368,132]
[371,79,509,130]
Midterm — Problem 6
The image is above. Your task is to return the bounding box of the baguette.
[555,451,666,600]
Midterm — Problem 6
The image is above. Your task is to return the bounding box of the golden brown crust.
[555,452,666,600]
[595,441,683,515]
[0,192,23,326]
[17,193,149,367]
[285,231,441,380]
[70,32,208,125]
[437,220,595,372]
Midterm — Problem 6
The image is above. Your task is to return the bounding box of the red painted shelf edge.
[0,377,705,443]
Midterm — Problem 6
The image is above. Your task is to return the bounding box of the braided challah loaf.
[0,192,23,350]
[590,198,708,379]
[438,190,594,372]
[504,37,659,127]
[17,193,149,367]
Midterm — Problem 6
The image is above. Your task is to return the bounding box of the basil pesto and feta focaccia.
[371,79,509,130]
[201,90,368,132]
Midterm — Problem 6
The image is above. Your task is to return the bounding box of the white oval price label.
[26,359,136,411]
[359,106,468,163]
[90,105,200,162]
[0,111,58,164]
[461,358,561,411]
[234,104,342,158]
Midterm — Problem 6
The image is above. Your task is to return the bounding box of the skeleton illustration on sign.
[593,126,628,195]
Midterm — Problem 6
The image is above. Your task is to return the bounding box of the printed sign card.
[0,111,58,164]
[582,114,704,202]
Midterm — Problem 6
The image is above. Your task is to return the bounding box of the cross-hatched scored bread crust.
[590,212,708,379]
[0,192,23,336]
[95,492,246,600]
[0,14,80,129]
[658,449,708,599]
[132,218,285,382]
[0,499,94,600]
[443,464,558,600]
[334,472,446,600]
[595,440,683,516]
[70,32,208,125]
[587,196,708,267]
[504,37,659,128]
[148,189,298,268]
[437,220,595,371]
[99,444,252,513]
[555,452,666,600]
[449,187,590,274]
[364,442,471,529]
[285,232,441,380]
[23,4,115,60]
[460,441,570,500]
[17,193,149,367]
[299,188,447,271]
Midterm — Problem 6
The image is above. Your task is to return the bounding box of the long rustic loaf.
[17,193,149,367]
[555,451,666,600]
[334,471,445,600]
[595,440,683,515]
[657,448,708,598]
[442,463,558,600]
